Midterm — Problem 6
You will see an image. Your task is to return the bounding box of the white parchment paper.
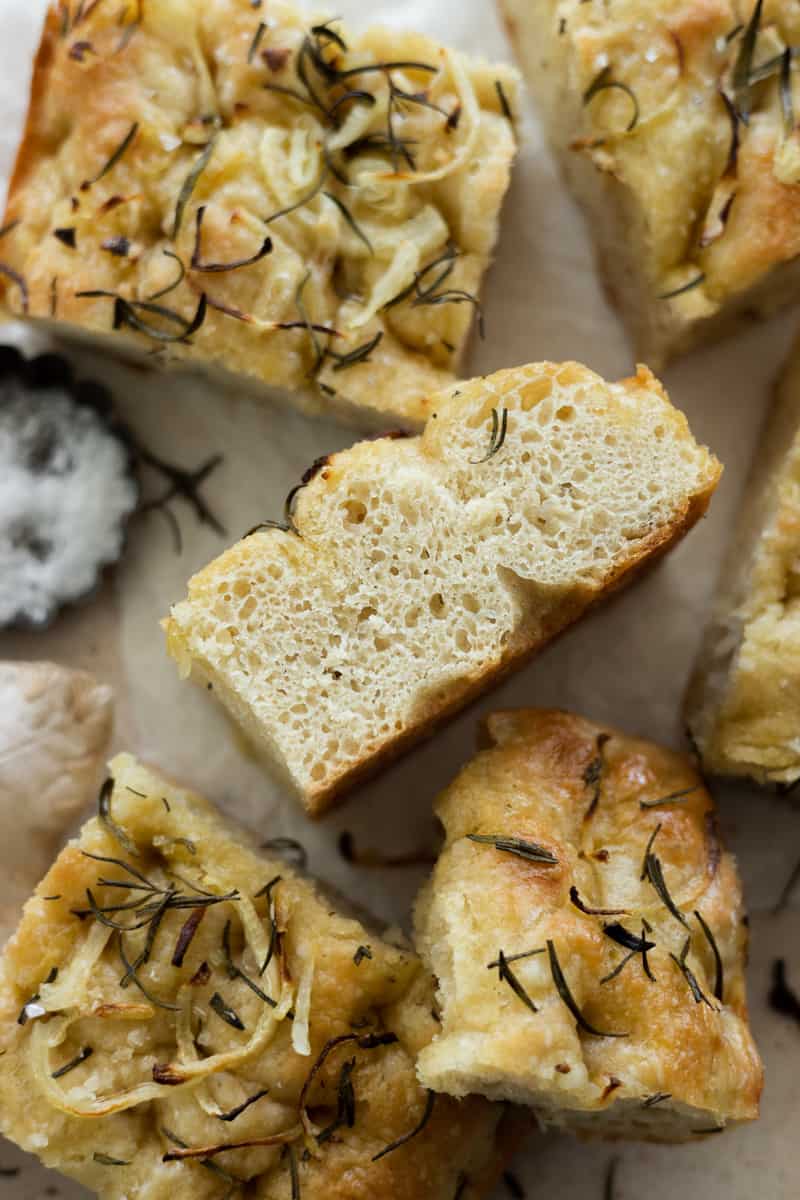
[1,1,799,1197]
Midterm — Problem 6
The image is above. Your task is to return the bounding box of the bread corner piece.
[414,709,763,1142]
[0,753,521,1200]
[0,1,519,431]
[499,0,800,367]
[686,330,800,786]
[165,361,721,815]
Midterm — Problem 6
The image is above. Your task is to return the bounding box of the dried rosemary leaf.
[547,940,627,1037]
[469,407,508,464]
[371,1088,436,1161]
[93,1153,131,1166]
[583,66,639,132]
[97,777,139,857]
[467,833,557,865]
[639,786,698,809]
[492,949,538,1013]
[732,0,763,124]
[209,991,246,1030]
[171,135,217,239]
[694,909,724,1001]
[658,273,706,300]
[51,1046,93,1079]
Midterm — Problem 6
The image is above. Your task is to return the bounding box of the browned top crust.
[0,1,518,428]
[0,754,518,1200]
[501,0,800,341]
[414,709,763,1141]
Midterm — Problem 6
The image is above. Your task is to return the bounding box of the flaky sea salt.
[0,380,139,626]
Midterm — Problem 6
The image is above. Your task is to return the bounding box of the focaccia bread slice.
[686,332,800,786]
[0,753,520,1200]
[0,1,518,431]
[414,709,763,1141]
[164,360,721,815]
[499,0,800,367]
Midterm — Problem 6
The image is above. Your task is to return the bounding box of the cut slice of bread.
[686,332,800,786]
[413,709,763,1141]
[164,361,721,815]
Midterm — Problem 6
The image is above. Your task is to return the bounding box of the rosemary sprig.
[97,777,139,857]
[51,1046,93,1078]
[371,1089,436,1161]
[495,79,513,121]
[466,834,558,865]
[210,990,246,1030]
[284,1143,300,1200]
[491,949,539,1013]
[217,1089,270,1122]
[327,330,384,372]
[82,121,139,188]
[76,289,208,344]
[317,1057,357,1143]
[486,948,545,969]
[469,407,508,464]
[669,937,714,1008]
[547,940,627,1037]
[732,0,763,124]
[642,1092,671,1108]
[639,786,698,809]
[323,191,372,252]
[583,66,639,132]
[118,932,179,1011]
[640,824,662,880]
[658,273,706,300]
[569,886,627,917]
[781,46,795,135]
[16,967,58,1026]
[582,732,610,819]
[247,21,267,63]
[191,205,272,272]
[171,135,218,239]
[694,910,724,1001]
[147,249,186,300]
[221,919,277,1007]
[644,849,690,929]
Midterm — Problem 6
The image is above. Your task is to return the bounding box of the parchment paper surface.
[0,1,799,1196]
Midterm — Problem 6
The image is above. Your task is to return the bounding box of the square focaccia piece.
[165,361,720,816]
[687,331,800,786]
[0,754,520,1200]
[414,709,763,1141]
[0,0,518,431]
[499,0,800,367]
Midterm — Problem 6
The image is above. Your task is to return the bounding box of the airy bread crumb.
[164,361,721,814]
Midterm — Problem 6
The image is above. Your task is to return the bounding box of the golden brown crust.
[414,710,763,1141]
[500,0,800,365]
[686,330,800,784]
[1,1,518,429]
[0,753,518,1200]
